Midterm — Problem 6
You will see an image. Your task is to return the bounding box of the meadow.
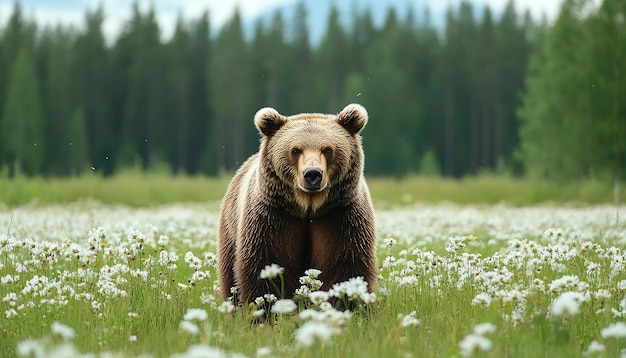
[0,176,625,357]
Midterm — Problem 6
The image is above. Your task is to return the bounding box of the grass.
[1,203,625,357]
[0,173,622,207]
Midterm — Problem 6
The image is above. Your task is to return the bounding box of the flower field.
[1,201,625,357]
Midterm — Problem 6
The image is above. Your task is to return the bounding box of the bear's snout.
[303,167,324,188]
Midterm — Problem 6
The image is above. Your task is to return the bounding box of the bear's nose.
[303,167,323,187]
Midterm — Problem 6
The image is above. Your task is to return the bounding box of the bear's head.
[254,103,368,216]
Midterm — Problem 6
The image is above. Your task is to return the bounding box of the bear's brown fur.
[217,103,377,303]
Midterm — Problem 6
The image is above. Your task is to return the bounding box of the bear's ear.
[254,107,286,137]
[336,103,368,135]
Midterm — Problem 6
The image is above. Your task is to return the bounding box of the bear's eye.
[291,148,302,157]
[322,147,333,157]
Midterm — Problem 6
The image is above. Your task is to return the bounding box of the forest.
[0,0,623,185]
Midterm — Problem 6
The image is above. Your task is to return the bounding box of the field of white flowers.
[1,200,625,357]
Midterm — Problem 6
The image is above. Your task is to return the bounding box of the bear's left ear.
[254,107,287,137]
[337,103,368,135]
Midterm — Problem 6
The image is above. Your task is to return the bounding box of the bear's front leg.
[234,207,308,304]
[311,202,378,293]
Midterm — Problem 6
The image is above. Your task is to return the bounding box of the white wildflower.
[184,252,203,270]
[171,345,232,358]
[601,322,626,339]
[16,339,45,357]
[184,308,208,322]
[252,309,266,318]
[51,322,75,340]
[459,334,493,357]
[399,311,420,328]
[383,237,397,248]
[329,276,369,301]
[473,323,496,336]
[218,301,235,314]
[5,309,18,318]
[309,291,330,305]
[583,340,605,356]
[158,250,179,270]
[295,321,339,347]
[304,269,321,278]
[179,321,200,335]
[471,292,492,308]
[260,264,284,279]
[256,346,272,357]
[551,291,584,317]
[271,299,297,314]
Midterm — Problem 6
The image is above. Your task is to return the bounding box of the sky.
[0,0,564,43]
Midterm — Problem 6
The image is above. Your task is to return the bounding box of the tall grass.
[0,173,621,206]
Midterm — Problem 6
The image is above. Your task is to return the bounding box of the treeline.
[0,1,623,184]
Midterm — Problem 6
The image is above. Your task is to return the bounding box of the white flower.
[184,308,208,322]
[329,276,369,301]
[184,252,203,270]
[551,291,584,317]
[260,264,284,279]
[51,322,75,340]
[218,301,235,314]
[16,339,44,357]
[304,269,322,278]
[473,323,496,336]
[179,321,200,335]
[583,340,605,356]
[471,293,492,308]
[459,334,493,356]
[171,345,230,358]
[383,237,397,248]
[271,299,297,314]
[295,321,339,347]
[256,346,271,357]
[158,250,179,270]
[252,309,266,318]
[129,335,137,342]
[399,311,419,328]
[309,291,330,305]
[601,322,626,339]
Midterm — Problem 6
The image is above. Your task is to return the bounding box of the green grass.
[0,173,621,206]
[1,203,625,357]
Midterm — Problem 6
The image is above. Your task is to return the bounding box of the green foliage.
[418,149,441,178]
[0,47,44,176]
[0,175,621,207]
[0,0,620,187]
[518,0,625,191]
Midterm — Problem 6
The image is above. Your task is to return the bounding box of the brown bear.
[217,103,377,304]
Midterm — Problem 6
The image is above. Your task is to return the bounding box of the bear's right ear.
[254,107,287,137]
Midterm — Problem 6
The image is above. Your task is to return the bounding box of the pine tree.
[116,4,169,171]
[210,8,251,172]
[315,5,349,112]
[518,0,595,181]
[66,106,90,175]
[39,26,76,176]
[0,48,45,176]
[361,8,420,176]
[586,0,626,201]
[187,12,211,174]
[74,6,114,175]
[291,1,312,111]
[167,15,191,174]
